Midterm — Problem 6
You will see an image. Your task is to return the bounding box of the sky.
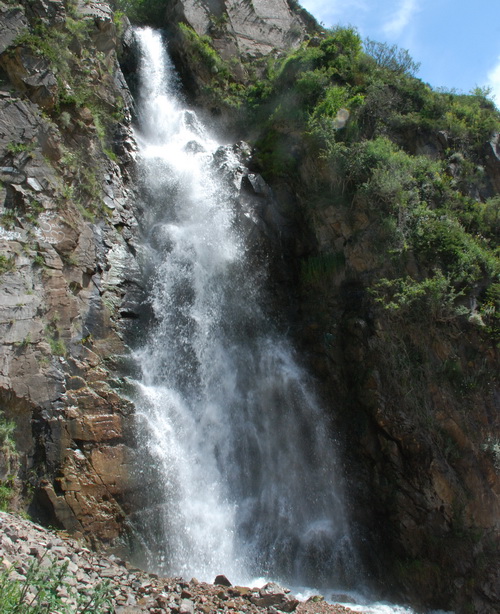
[299,0,500,105]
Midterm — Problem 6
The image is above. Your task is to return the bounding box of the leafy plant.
[371,272,469,323]
[6,141,35,155]
[0,555,112,613]
[364,39,421,76]
[0,255,16,276]
[0,413,17,512]
[48,336,67,357]
[0,416,16,455]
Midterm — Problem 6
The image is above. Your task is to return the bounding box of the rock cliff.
[0,0,141,543]
[166,0,309,58]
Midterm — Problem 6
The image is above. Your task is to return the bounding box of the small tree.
[364,38,420,76]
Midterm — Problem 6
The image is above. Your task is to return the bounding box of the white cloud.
[487,56,500,107]
[383,0,418,37]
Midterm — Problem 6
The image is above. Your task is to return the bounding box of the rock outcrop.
[166,0,309,59]
[157,0,317,119]
[296,190,500,612]
[0,0,142,543]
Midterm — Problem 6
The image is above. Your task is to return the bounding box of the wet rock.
[251,582,298,611]
[214,574,232,587]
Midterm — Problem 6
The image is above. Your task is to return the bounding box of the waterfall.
[130,27,358,590]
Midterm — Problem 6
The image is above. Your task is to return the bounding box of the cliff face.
[296,157,500,611]
[158,0,317,120]
[0,0,142,543]
[165,0,309,58]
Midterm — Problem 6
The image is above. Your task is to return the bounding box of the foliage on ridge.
[229,27,500,341]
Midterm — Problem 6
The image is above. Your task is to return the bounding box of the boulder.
[251,582,298,611]
[0,48,58,110]
[0,4,28,55]
[214,574,232,586]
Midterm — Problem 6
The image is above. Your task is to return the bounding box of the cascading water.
[130,27,358,590]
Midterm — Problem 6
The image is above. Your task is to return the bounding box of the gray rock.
[0,4,28,55]
[167,0,307,58]
[179,598,195,614]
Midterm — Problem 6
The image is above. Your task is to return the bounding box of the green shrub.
[319,26,362,65]
[479,282,500,339]
[371,272,468,322]
[0,416,15,453]
[364,39,421,76]
[310,86,364,122]
[178,23,230,79]
[0,255,15,276]
[0,414,17,512]
[111,0,166,25]
[411,214,499,284]
[0,555,112,613]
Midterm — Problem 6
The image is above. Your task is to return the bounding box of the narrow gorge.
[0,1,499,613]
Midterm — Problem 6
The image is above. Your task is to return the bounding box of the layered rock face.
[0,0,141,543]
[167,0,308,58]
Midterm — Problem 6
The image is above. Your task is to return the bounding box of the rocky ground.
[0,512,359,613]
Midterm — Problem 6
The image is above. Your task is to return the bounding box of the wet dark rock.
[214,573,232,587]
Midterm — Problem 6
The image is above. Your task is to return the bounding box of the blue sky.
[299,0,500,104]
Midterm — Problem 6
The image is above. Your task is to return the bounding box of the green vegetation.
[59,147,104,217]
[112,0,166,25]
[6,141,35,156]
[178,23,230,79]
[47,332,67,357]
[13,12,125,176]
[0,413,17,512]
[0,555,112,613]
[371,272,469,323]
[364,39,421,76]
[45,314,67,357]
[0,255,16,276]
[216,24,500,341]
[176,23,248,109]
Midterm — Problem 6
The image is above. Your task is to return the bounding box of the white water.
[128,28,446,614]
[131,27,355,588]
